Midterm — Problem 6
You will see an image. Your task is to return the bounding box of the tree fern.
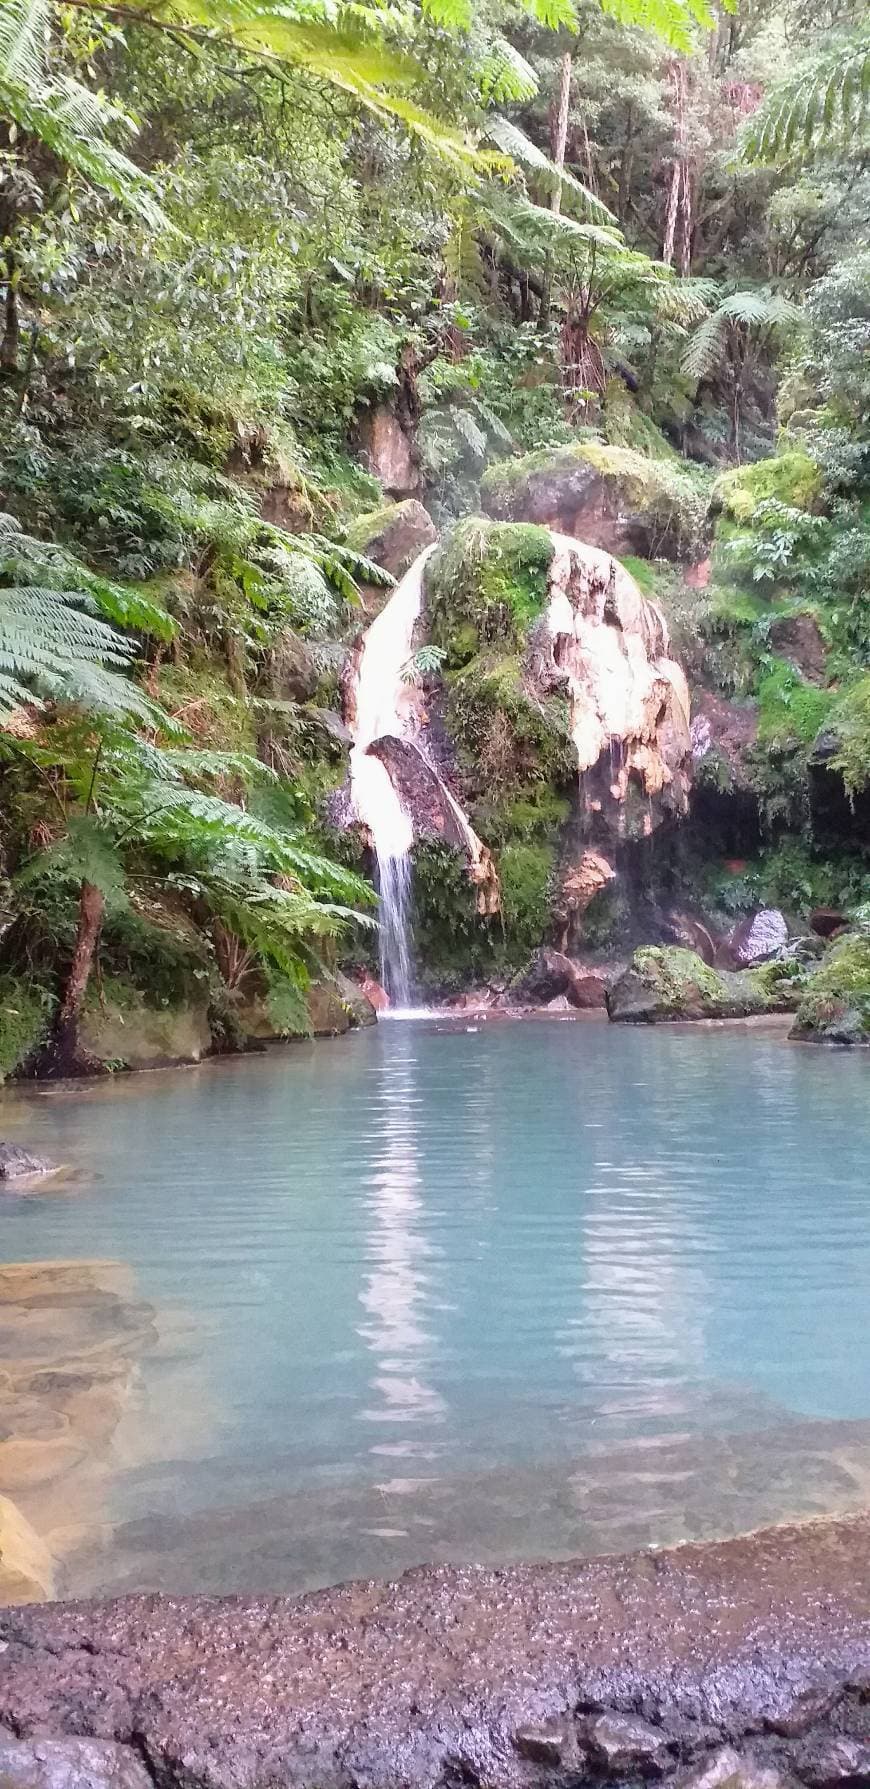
[682,290,804,382]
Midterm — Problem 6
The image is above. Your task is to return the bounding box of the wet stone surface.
[1,1515,869,1789]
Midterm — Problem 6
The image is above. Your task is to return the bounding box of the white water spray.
[349,546,437,1008]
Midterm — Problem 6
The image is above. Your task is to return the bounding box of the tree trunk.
[1,251,20,374]
[540,49,572,328]
[39,881,105,1076]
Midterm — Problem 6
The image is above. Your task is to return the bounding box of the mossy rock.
[791,932,870,1045]
[236,972,376,1042]
[480,442,705,562]
[445,652,575,799]
[712,451,822,526]
[426,518,554,658]
[344,499,437,579]
[80,979,213,1068]
[607,946,803,1024]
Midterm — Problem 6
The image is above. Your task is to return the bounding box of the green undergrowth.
[0,976,54,1081]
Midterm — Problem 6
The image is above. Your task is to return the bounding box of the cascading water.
[348,545,437,1008]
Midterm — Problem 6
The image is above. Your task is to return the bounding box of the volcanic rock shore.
[2,1515,870,1789]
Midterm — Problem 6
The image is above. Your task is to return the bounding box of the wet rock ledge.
[2,1516,870,1789]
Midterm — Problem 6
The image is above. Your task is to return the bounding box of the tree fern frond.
[485,118,616,224]
[681,289,804,381]
[477,37,539,104]
[598,0,714,53]
[741,31,870,164]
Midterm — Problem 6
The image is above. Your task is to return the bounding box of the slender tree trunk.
[40,881,105,1076]
[662,62,692,272]
[1,251,20,373]
[540,49,572,328]
[550,49,572,219]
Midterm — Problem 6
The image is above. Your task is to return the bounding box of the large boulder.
[727,908,789,968]
[357,407,419,497]
[345,500,437,581]
[790,933,870,1046]
[480,443,704,562]
[607,946,804,1024]
[79,987,213,1069]
[508,947,608,1009]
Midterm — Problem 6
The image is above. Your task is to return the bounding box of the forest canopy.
[0,0,868,1067]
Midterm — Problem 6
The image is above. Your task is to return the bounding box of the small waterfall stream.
[349,546,436,1008]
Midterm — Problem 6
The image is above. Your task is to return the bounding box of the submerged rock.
[0,1144,56,1180]
[0,1494,55,1601]
[480,441,704,561]
[607,946,803,1023]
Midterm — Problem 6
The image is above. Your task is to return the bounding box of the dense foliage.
[0,0,868,1053]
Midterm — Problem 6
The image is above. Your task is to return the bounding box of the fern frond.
[742,30,870,163]
[485,118,616,224]
[477,38,539,105]
[598,0,715,52]
[0,0,170,229]
[681,288,804,380]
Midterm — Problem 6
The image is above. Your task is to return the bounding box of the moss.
[155,662,257,754]
[826,675,870,796]
[633,945,726,1005]
[480,786,571,846]
[411,839,493,990]
[0,976,53,1081]
[499,842,555,962]
[713,452,822,526]
[343,501,405,551]
[756,659,835,747]
[445,652,575,799]
[410,834,556,989]
[426,517,554,658]
[792,932,870,1044]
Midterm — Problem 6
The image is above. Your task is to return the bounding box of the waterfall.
[349,546,436,1008]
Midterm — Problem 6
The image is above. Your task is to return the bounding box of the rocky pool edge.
[1,1513,869,1789]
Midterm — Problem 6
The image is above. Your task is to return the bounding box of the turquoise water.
[3,1016,870,1595]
